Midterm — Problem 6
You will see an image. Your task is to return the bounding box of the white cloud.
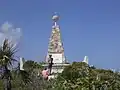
[0,33,5,45]
[0,22,22,46]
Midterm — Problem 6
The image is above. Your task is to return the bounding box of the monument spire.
[52,12,59,28]
[42,14,70,79]
[46,13,66,63]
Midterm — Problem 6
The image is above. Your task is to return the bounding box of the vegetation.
[0,39,30,90]
[0,39,120,90]
[54,62,120,90]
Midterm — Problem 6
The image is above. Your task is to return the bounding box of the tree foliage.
[54,62,120,90]
[0,39,120,90]
[0,39,30,90]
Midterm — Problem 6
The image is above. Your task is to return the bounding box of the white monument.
[45,13,66,64]
[82,56,89,64]
[20,57,24,70]
[43,13,69,78]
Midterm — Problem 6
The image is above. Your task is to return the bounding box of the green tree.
[54,62,120,90]
[0,39,17,90]
[21,60,53,90]
[0,39,30,90]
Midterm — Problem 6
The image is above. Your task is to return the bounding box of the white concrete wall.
[51,54,63,63]
[51,68,63,74]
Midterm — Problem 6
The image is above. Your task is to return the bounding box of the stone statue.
[83,56,89,64]
[20,57,24,70]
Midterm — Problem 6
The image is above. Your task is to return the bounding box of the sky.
[0,0,120,69]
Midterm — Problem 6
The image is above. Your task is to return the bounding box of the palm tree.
[0,39,17,90]
[0,39,30,90]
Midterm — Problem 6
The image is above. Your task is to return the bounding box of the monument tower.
[46,13,66,64]
[42,13,69,79]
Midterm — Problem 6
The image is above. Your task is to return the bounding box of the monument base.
[42,63,70,79]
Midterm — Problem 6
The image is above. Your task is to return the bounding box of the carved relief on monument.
[48,28,63,53]
[46,13,67,64]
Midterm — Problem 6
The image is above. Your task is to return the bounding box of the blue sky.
[0,0,120,69]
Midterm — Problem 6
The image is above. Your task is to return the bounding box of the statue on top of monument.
[52,12,59,21]
[52,12,59,27]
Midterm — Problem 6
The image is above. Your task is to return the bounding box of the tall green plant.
[0,39,30,90]
[0,39,17,90]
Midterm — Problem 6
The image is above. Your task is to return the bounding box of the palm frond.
[0,39,17,67]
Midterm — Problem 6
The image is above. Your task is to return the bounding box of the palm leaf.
[0,39,17,67]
